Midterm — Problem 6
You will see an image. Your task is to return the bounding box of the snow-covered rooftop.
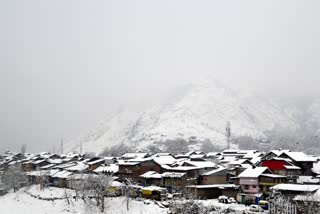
[139,171,162,179]
[186,184,239,189]
[86,159,104,165]
[312,161,320,175]
[297,176,320,184]
[161,172,186,178]
[228,159,250,166]
[94,164,119,173]
[271,184,320,192]
[142,186,166,192]
[260,174,286,178]
[270,149,290,156]
[201,166,226,176]
[153,156,176,165]
[121,153,148,159]
[65,163,88,172]
[238,167,270,178]
[294,188,320,202]
[160,164,199,171]
[118,162,140,166]
[182,160,216,168]
[282,151,317,162]
[110,181,125,187]
[284,165,301,170]
[52,170,73,178]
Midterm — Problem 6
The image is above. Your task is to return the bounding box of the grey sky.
[1,0,320,152]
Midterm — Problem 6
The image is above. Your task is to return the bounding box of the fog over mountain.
[66,78,320,154]
[1,1,320,153]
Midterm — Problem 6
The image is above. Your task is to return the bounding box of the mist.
[1,0,320,152]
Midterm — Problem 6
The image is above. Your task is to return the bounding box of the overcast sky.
[1,0,320,152]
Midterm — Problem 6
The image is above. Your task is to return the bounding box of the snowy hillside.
[66,78,304,154]
[308,98,320,132]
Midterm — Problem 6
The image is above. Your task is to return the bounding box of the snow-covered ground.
[0,186,168,214]
[0,185,264,214]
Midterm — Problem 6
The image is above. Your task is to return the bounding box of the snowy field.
[0,186,168,214]
[0,185,263,214]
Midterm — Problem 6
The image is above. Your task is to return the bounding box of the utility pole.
[60,137,64,154]
[225,121,231,150]
[21,144,26,156]
[80,141,83,154]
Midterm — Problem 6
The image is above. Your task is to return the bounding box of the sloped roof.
[142,186,166,191]
[228,159,251,165]
[160,164,199,171]
[260,174,286,178]
[40,164,56,170]
[312,161,320,174]
[161,172,186,178]
[52,170,73,178]
[49,159,63,164]
[201,165,226,176]
[182,160,216,168]
[270,149,290,156]
[284,165,301,170]
[186,184,239,189]
[271,184,320,192]
[118,161,140,166]
[282,151,317,162]
[66,162,88,172]
[34,159,49,165]
[294,188,320,201]
[121,153,148,159]
[86,159,104,165]
[94,164,119,173]
[153,156,176,165]
[139,171,162,179]
[243,152,263,159]
[26,170,48,177]
[250,157,262,165]
[297,176,320,184]
[238,167,270,178]
[206,152,219,157]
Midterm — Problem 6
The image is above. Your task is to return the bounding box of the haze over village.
[1,1,320,214]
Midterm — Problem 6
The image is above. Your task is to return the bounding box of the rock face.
[67,79,320,154]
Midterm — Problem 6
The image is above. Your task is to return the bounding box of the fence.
[270,201,297,214]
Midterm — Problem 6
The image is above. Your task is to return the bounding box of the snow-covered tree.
[2,165,28,192]
[295,192,320,214]
[75,174,113,212]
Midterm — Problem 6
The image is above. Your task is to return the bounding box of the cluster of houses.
[1,149,320,209]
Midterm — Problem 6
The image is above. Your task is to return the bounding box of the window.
[253,185,256,188]
[244,185,249,190]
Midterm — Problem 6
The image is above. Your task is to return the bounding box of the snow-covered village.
[1,148,320,213]
[2,0,320,214]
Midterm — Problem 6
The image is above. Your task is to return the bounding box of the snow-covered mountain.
[307,98,320,133]
[66,78,306,154]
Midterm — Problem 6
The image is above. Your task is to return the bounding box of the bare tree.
[100,143,133,156]
[200,139,222,153]
[75,174,113,212]
[122,178,139,211]
[294,192,320,214]
[2,165,28,192]
[169,197,210,214]
[269,189,320,214]
[269,190,297,214]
